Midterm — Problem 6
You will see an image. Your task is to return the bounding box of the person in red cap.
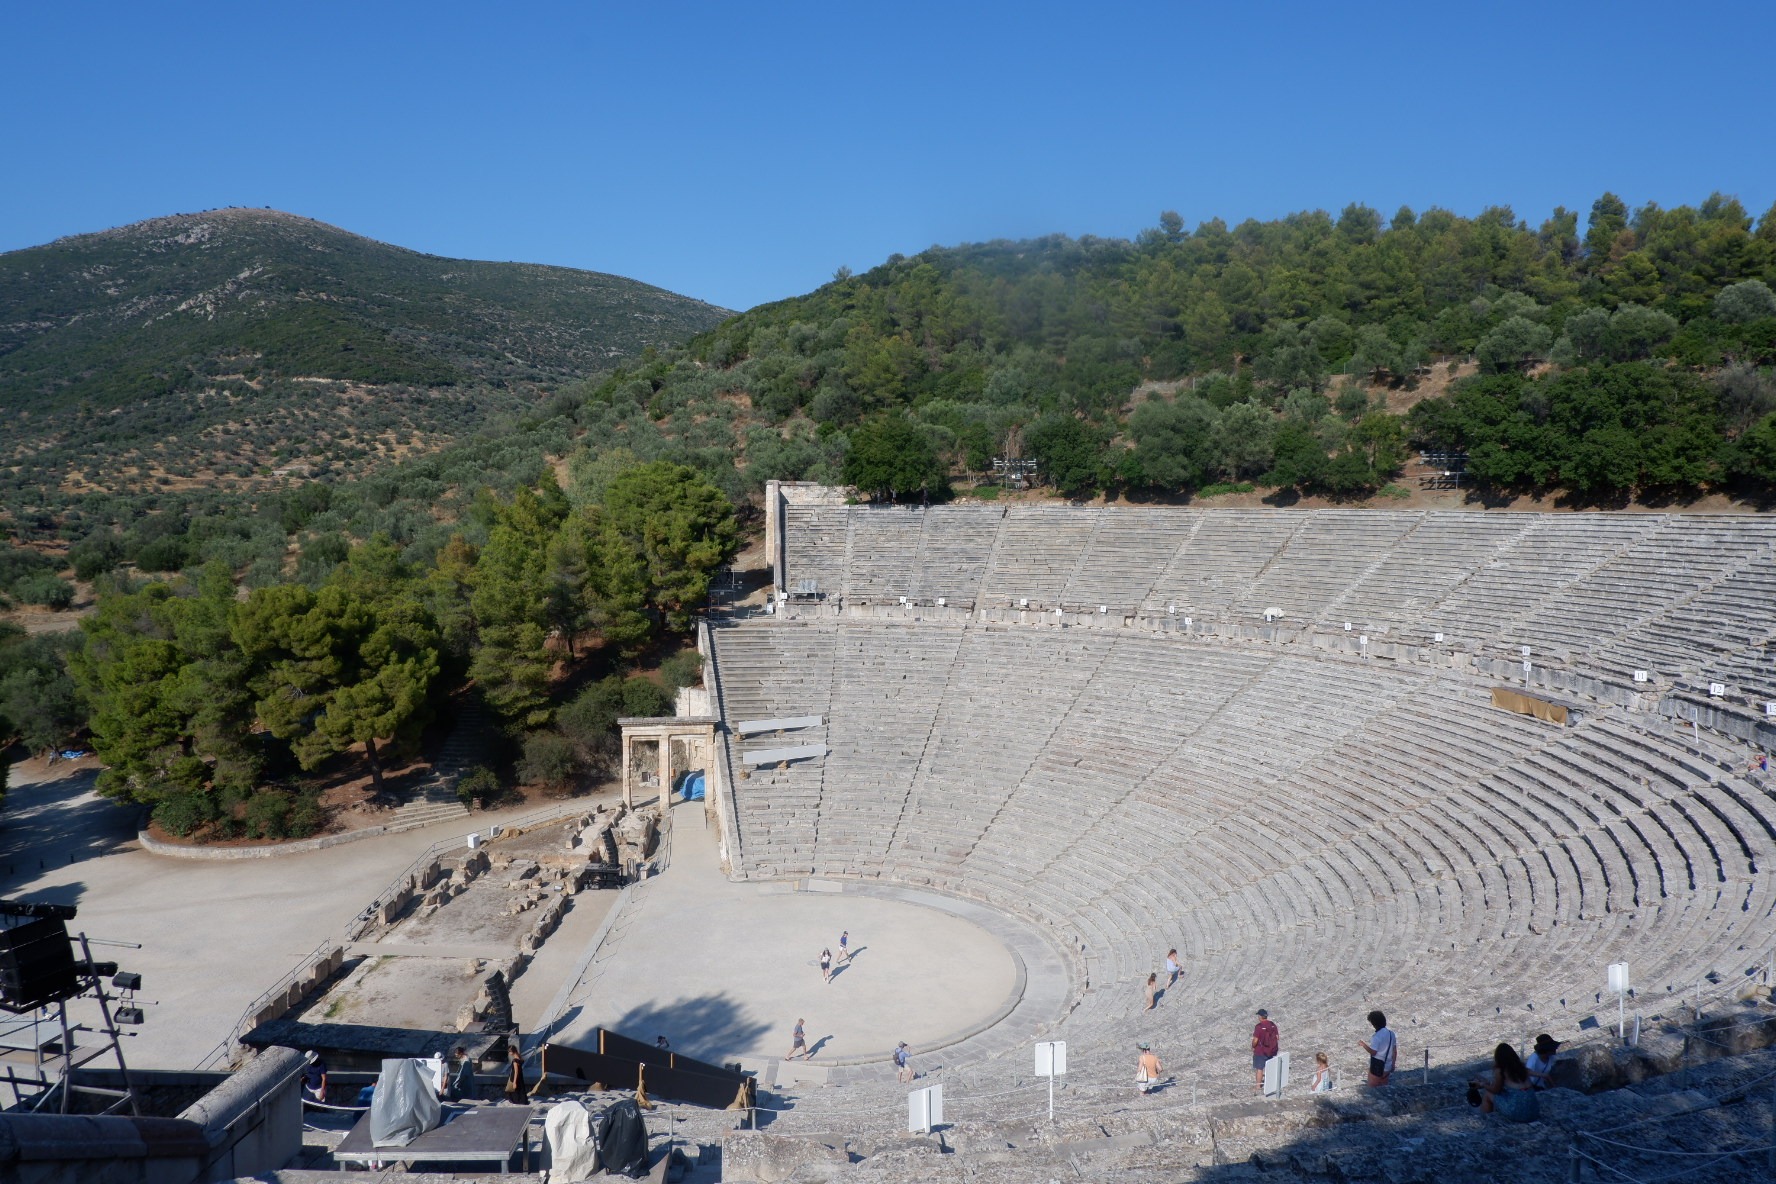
[1251,1009,1279,1093]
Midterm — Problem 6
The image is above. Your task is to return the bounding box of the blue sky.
[4,1,1773,312]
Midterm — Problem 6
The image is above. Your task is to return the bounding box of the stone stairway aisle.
[381,701,492,829]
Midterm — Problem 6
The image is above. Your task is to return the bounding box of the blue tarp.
[676,770,706,801]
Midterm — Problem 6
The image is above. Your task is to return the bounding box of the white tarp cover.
[369,1058,442,1147]
[544,1099,599,1181]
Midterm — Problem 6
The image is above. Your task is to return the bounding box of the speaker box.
[0,918,80,1013]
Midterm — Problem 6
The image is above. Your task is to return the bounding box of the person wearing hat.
[1135,1042,1163,1094]
[894,1041,914,1083]
[1251,1009,1279,1094]
[1525,1034,1561,1090]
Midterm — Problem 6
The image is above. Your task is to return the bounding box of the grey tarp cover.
[544,1099,599,1182]
[369,1057,442,1147]
[595,1098,649,1178]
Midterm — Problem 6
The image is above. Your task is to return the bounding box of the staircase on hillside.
[380,702,494,830]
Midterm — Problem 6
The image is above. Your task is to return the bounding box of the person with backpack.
[894,1041,914,1083]
[1251,1009,1279,1093]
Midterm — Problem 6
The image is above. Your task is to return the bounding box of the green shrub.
[153,791,215,838]
[971,484,1000,500]
[659,650,703,692]
[287,792,325,838]
[70,534,126,581]
[556,675,673,768]
[457,765,505,809]
[1379,484,1413,499]
[242,789,293,839]
[134,535,189,573]
[1196,481,1256,498]
[12,572,74,608]
[517,733,580,793]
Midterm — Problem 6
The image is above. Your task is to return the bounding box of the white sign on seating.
[1709,683,1726,698]
[741,744,827,766]
[1634,670,1649,683]
[1766,702,1776,718]
[1262,1051,1290,1097]
[1608,963,1629,992]
[1034,1041,1066,1121]
[907,1083,943,1133]
[1433,632,1444,643]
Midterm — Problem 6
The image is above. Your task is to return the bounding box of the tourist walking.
[1251,1009,1279,1093]
[504,1044,527,1104]
[820,948,833,983]
[301,1055,329,1104]
[838,930,851,963]
[446,1046,474,1101]
[1163,948,1182,987]
[1143,972,1159,1010]
[786,1018,808,1061]
[1358,1011,1396,1086]
[1135,1042,1164,1094]
[894,1041,914,1083]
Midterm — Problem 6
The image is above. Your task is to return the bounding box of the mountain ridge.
[1,206,731,402]
[0,207,732,509]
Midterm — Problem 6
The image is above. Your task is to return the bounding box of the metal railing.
[195,797,598,1069]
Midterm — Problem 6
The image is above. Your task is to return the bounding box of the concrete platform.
[546,802,1060,1076]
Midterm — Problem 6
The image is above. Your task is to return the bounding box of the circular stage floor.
[548,804,1023,1069]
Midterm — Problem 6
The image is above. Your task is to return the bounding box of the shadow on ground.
[0,766,137,889]
[601,993,774,1065]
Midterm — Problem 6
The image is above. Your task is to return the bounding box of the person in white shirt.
[1525,1034,1560,1089]
[1163,949,1182,987]
[1358,1010,1396,1086]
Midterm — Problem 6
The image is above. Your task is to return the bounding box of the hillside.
[590,194,1776,505]
[0,208,729,510]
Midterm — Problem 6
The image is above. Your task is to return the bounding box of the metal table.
[333,1102,533,1173]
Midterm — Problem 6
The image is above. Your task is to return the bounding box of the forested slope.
[596,193,1776,501]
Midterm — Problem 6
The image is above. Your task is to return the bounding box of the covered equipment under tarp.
[1492,686,1571,726]
[541,1032,755,1110]
[369,1057,442,1147]
[544,1099,598,1182]
[595,1099,650,1178]
[676,769,706,801]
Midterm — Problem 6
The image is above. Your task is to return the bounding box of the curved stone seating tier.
[708,618,1776,1075]
[782,507,1776,678]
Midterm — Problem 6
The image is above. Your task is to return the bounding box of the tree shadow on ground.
[602,993,773,1065]
[0,766,137,887]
